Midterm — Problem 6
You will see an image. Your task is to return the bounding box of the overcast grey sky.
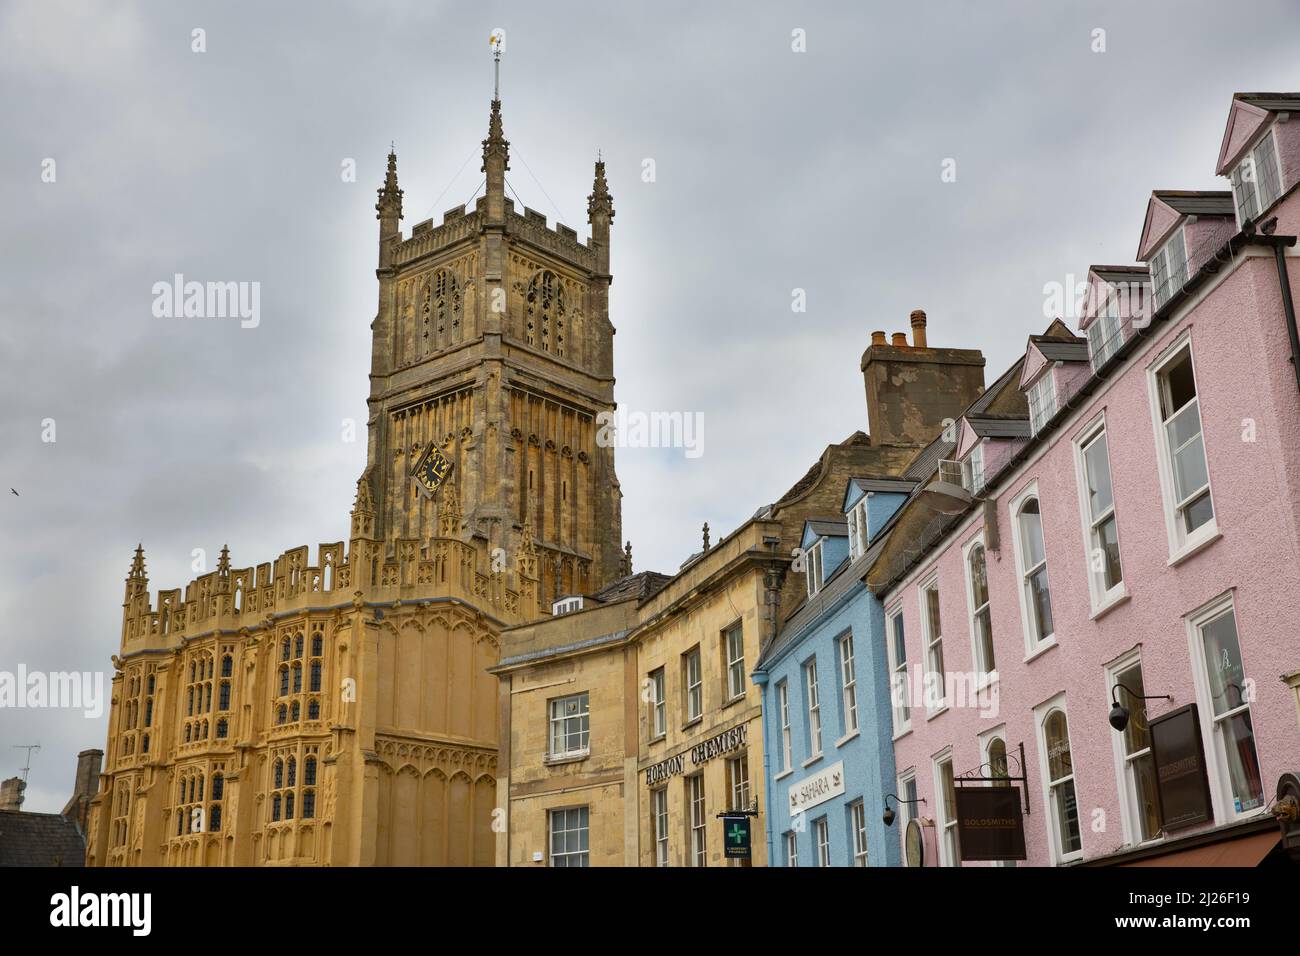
[2,0,1297,811]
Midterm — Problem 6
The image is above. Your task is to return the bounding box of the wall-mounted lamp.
[882,792,927,827]
[1109,681,1172,733]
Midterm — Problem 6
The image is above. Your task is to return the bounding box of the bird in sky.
[9,488,17,497]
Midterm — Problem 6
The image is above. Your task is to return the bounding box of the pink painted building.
[865,93,1300,867]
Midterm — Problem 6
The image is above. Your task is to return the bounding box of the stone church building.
[87,93,625,866]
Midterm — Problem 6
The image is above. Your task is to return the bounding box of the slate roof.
[1092,265,1150,285]
[0,810,86,866]
[805,518,848,539]
[1031,337,1091,363]
[965,356,1025,416]
[846,477,917,495]
[903,434,956,481]
[1153,190,1235,217]
[966,416,1030,438]
[1235,92,1300,113]
[592,570,672,604]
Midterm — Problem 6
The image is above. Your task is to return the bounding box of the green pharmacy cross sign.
[719,812,753,860]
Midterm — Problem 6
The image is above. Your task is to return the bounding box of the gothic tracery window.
[526,270,566,357]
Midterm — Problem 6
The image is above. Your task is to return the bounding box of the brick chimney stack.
[0,776,26,812]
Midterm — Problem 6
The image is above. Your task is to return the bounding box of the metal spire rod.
[494,49,500,99]
[12,743,40,783]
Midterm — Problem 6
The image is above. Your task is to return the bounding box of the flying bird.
[9,488,16,497]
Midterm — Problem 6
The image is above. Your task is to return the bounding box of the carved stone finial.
[702,522,711,552]
[376,147,403,222]
[587,156,614,225]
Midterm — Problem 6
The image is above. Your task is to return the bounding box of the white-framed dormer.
[1184,590,1267,825]
[960,440,986,495]
[1145,329,1220,564]
[1008,479,1056,660]
[1071,409,1128,617]
[1148,225,1189,311]
[917,570,948,716]
[1228,125,1284,226]
[960,530,996,686]
[803,537,825,600]
[846,496,869,561]
[1026,369,1057,436]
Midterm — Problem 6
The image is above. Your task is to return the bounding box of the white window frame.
[838,631,859,737]
[814,816,830,867]
[1104,649,1163,849]
[724,623,746,702]
[1033,694,1084,865]
[785,830,799,867]
[932,748,959,867]
[1185,592,1267,824]
[727,751,751,812]
[683,646,702,723]
[849,798,868,867]
[804,658,823,760]
[649,667,666,740]
[847,497,870,561]
[919,574,948,714]
[804,538,825,599]
[1087,293,1123,370]
[652,787,669,866]
[961,532,996,682]
[961,441,985,494]
[1072,413,1127,614]
[1146,332,1218,561]
[777,679,792,773]
[687,773,707,866]
[1149,227,1189,310]
[547,692,590,759]
[1028,370,1057,435]
[897,769,920,865]
[1009,481,1056,656]
[886,605,911,735]
[548,806,589,867]
[1231,127,1284,226]
[977,724,1016,868]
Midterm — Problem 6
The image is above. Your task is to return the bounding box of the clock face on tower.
[411,442,454,499]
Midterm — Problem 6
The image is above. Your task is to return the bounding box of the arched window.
[1017,498,1054,645]
[274,759,284,789]
[294,634,304,659]
[305,757,317,786]
[290,701,301,722]
[221,655,233,678]
[987,737,1009,786]
[279,666,289,698]
[311,634,323,657]
[1042,709,1082,859]
[307,699,320,720]
[218,681,230,711]
[276,705,287,725]
[430,269,462,352]
[310,661,321,693]
[967,543,994,675]
[272,794,282,822]
[216,719,228,739]
[292,663,302,694]
[287,757,297,788]
[281,638,290,662]
[525,271,567,356]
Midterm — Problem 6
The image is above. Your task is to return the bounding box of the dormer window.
[960,443,985,494]
[1028,374,1057,435]
[552,596,584,616]
[1230,128,1283,225]
[804,539,825,599]
[1149,227,1188,310]
[1087,294,1122,370]
[846,499,869,561]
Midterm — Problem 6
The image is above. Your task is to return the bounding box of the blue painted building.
[752,478,912,866]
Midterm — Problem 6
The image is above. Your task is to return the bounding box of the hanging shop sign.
[955,786,1028,861]
[721,814,752,859]
[904,818,925,868]
[644,722,749,786]
[1149,704,1214,832]
[787,761,845,814]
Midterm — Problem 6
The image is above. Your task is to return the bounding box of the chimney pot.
[910,309,928,349]
[871,330,887,346]
[891,332,908,348]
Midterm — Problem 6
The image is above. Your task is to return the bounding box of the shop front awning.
[1120,828,1280,867]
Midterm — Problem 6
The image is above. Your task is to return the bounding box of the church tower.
[363,98,623,610]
